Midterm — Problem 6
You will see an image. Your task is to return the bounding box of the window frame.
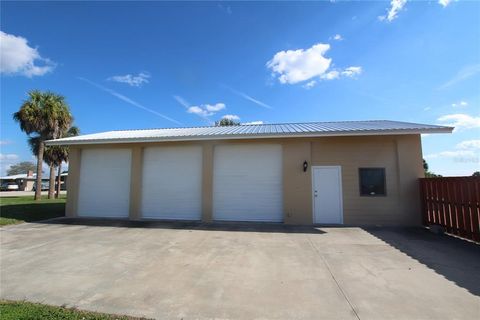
[358,167,387,197]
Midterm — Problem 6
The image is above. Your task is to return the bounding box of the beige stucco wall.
[310,135,423,225]
[65,148,81,218]
[65,134,424,226]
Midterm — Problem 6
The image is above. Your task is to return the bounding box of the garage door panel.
[78,149,132,218]
[213,144,283,222]
[141,146,202,220]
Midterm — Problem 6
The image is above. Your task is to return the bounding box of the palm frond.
[27,136,42,156]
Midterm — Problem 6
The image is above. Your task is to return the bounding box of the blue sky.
[1,0,479,176]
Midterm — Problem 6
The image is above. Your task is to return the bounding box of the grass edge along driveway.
[0,195,66,226]
[0,300,150,320]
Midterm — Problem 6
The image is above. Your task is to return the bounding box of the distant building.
[0,171,36,191]
[0,171,68,191]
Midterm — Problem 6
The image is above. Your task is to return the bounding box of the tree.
[44,146,59,199]
[423,159,442,178]
[6,161,36,176]
[53,126,79,198]
[473,171,480,177]
[28,125,79,199]
[13,91,73,200]
[215,118,240,126]
[423,159,429,172]
[28,136,57,199]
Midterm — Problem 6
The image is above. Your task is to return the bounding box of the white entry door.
[213,144,283,222]
[312,166,343,224]
[141,146,202,220]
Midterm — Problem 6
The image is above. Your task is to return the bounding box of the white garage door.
[78,149,132,218]
[213,144,283,222]
[141,146,202,220]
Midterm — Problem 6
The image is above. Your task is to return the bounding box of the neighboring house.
[46,120,452,226]
[0,171,36,191]
[0,171,68,191]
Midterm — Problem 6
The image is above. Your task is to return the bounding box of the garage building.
[46,120,452,226]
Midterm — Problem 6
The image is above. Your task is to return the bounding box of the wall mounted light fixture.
[303,160,308,172]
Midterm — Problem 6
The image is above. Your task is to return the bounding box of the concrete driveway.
[1,220,479,319]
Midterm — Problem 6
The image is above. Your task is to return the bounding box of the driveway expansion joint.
[306,235,361,320]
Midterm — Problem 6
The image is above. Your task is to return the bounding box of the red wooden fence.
[420,177,480,242]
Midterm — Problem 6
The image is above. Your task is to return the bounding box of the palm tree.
[13,91,73,200]
[53,147,68,198]
[53,126,79,198]
[28,125,79,199]
[45,148,59,199]
[28,136,57,199]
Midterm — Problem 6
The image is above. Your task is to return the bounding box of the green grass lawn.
[0,300,148,320]
[0,195,66,226]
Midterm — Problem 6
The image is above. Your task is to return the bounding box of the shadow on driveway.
[43,217,327,234]
[363,227,480,296]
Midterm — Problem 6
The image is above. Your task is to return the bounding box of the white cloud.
[267,43,332,84]
[379,0,407,22]
[176,97,226,121]
[0,153,19,161]
[242,121,264,125]
[0,153,20,176]
[0,31,55,77]
[186,102,226,118]
[437,113,480,131]
[439,64,480,89]
[426,137,480,172]
[174,96,209,122]
[108,72,150,87]
[302,66,361,88]
[456,140,480,150]
[303,80,317,89]
[341,66,362,77]
[320,70,340,80]
[222,114,240,121]
[266,44,362,87]
[0,140,13,145]
[205,103,226,112]
[425,150,478,162]
[333,34,343,41]
[187,106,207,116]
[424,107,431,111]
[425,150,474,159]
[438,0,452,7]
[425,139,480,163]
[451,101,468,108]
[78,77,181,125]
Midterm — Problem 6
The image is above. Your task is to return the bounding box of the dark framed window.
[359,168,386,196]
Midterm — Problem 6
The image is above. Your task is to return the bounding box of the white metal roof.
[0,172,67,179]
[0,173,35,180]
[46,120,453,146]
